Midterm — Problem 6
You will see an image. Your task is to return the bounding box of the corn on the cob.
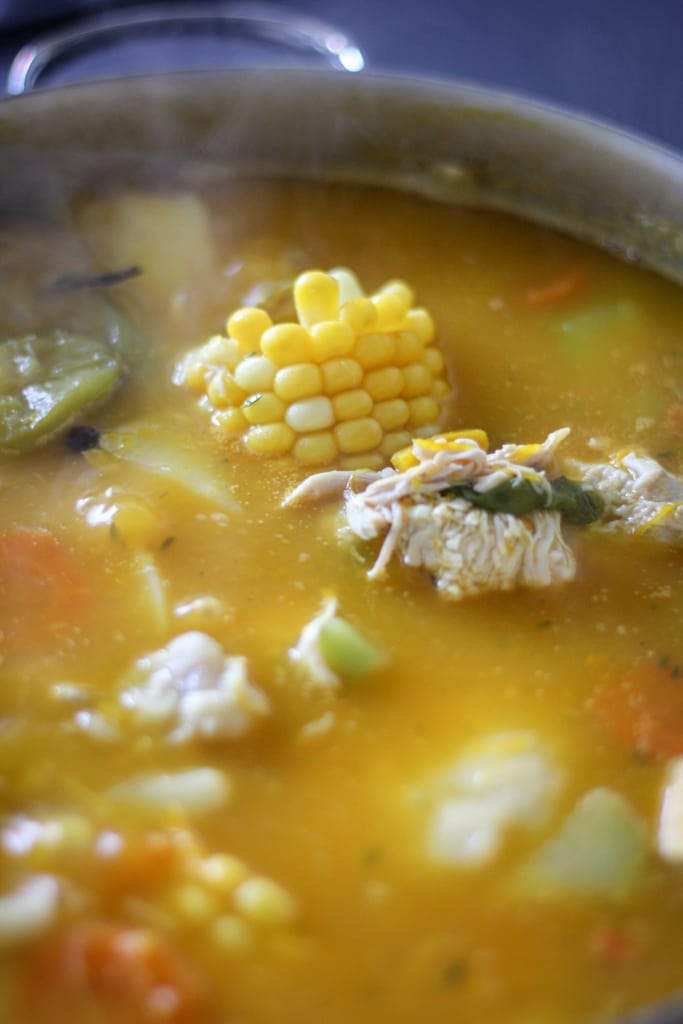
[179,268,451,467]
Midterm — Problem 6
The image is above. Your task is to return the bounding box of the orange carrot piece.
[521,268,584,307]
[23,921,208,1024]
[0,527,90,656]
[595,657,683,759]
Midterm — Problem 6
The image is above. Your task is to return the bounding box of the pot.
[2,7,683,1024]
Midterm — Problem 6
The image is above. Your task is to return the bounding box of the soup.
[2,180,683,1024]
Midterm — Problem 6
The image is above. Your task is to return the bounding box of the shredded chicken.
[566,448,683,541]
[120,631,270,742]
[343,429,576,600]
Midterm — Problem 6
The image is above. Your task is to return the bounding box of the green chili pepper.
[442,475,603,525]
[0,329,124,453]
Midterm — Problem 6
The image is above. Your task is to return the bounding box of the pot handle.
[7,1,366,95]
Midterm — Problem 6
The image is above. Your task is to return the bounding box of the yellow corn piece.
[294,270,340,330]
[184,267,451,467]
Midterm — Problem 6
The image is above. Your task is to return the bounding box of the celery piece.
[513,787,647,899]
[0,330,123,453]
[318,616,383,681]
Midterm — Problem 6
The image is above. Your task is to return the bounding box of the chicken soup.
[1,180,683,1024]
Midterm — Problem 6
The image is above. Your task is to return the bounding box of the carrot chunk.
[0,527,90,656]
[22,921,208,1024]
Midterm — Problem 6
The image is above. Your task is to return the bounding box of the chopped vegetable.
[107,767,232,814]
[178,268,450,468]
[318,616,384,681]
[512,788,648,898]
[22,921,207,1024]
[0,527,90,656]
[521,268,583,307]
[596,657,683,759]
[444,474,603,524]
[290,597,384,688]
[91,424,241,514]
[0,330,124,453]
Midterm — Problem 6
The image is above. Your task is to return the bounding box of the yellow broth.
[1,181,683,1024]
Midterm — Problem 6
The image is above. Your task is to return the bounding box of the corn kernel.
[329,266,364,304]
[245,423,295,455]
[233,876,298,927]
[294,270,340,329]
[372,291,409,332]
[404,308,435,344]
[227,308,272,352]
[211,914,255,954]
[179,357,208,391]
[212,407,247,435]
[334,417,383,454]
[394,331,424,366]
[200,334,242,371]
[285,395,334,433]
[261,323,311,366]
[234,354,277,393]
[191,853,251,893]
[431,378,451,400]
[274,363,323,401]
[340,452,385,471]
[321,358,363,395]
[293,431,338,465]
[364,366,403,401]
[378,278,415,308]
[331,388,373,422]
[340,297,377,334]
[353,333,395,371]
[401,363,433,398]
[407,395,440,427]
[309,320,355,361]
[207,369,245,408]
[424,345,446,376]
[242,392,287,425]
[373,398,410,430]
[380,430,413,459]
[172,882,220,925]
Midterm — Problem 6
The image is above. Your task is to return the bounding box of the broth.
[1,180,683,1023]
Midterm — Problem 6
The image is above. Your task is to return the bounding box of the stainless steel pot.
[2,7,683,1023]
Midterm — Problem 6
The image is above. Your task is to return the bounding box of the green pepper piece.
[0,329,124,453]
[442,475,603,525]
[548,476,604,525]
[319,617,384,681]
[452,477,549,516]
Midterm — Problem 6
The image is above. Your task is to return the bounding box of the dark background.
[0,0,682,153]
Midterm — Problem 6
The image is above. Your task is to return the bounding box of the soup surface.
[2,180,683,1024]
